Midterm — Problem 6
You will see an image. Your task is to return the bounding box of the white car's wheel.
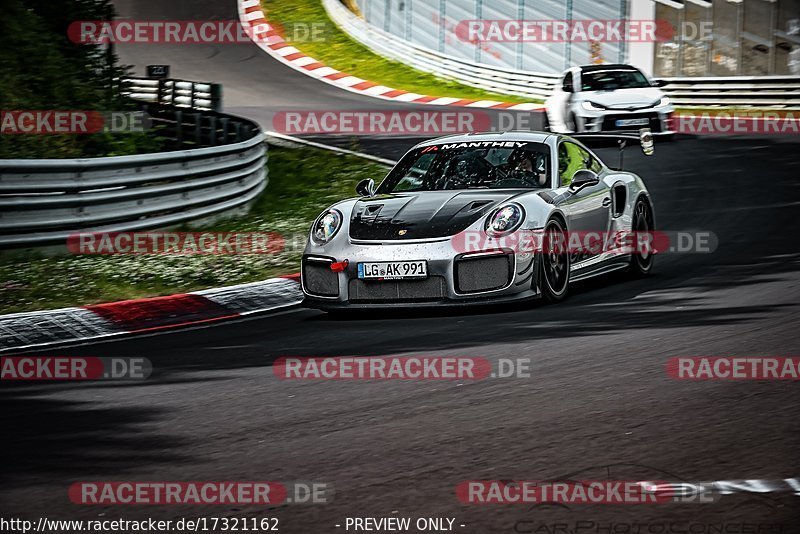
[562,111,582,133]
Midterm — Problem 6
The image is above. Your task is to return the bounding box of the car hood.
[580,87,664,110]
[348,190,521,241]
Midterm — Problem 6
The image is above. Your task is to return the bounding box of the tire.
[566,112,579,133]
[628,198,655,277]
[539,217,570,302]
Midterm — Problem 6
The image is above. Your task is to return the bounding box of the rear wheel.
[540,218,570,302]
[628,198,654,277]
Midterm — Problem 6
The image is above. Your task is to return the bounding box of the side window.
[558,142,603,186]
[558,142,586,186]
[562,72,573,93]
[581,146,603,173]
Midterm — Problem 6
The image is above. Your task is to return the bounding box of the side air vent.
[612,185,626,218]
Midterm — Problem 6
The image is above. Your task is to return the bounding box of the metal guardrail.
[125,77,222,111]
[145,106,259,150]
[325,0,800,108]
[0,81,267,248]
[657,76,800,107]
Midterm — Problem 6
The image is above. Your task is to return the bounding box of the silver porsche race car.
[301,130,655,310]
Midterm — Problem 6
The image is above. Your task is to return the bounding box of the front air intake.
[303,257,339,297]
[455,253,513,294]
[348,277,447,303]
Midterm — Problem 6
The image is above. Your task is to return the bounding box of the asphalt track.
[2,0,800,531]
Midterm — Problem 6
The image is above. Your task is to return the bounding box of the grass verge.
[0,144,388,314]
[260,0,536,104]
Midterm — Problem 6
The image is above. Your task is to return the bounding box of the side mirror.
[356,178,376,197]
[569,169,600,192]
[640,128,654,156]
[653,79,667,88]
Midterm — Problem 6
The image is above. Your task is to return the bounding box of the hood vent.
[468,200,494,211]
[358,204,383,220]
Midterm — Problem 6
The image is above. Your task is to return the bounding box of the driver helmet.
[508,149,546,186]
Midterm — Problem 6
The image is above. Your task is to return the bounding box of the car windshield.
[376,141,551,193]
[581,69,652,91]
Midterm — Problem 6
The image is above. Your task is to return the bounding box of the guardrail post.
[210,84,223,112]
[220,117,229,145]
[193,112,202,145]
[175,109,183,146]
[618,0,627,64]
[475,0,482,64]
[437,0,445,53]
[157,79,165,105]
[515,0,522,70]
[190,82,196,109]
[565,0,572,69]
[209,115,217,146]
[234,122,242,143]
[404,0,412,41]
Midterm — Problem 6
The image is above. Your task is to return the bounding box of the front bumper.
[301,237,540,309]
[575,106,676,135]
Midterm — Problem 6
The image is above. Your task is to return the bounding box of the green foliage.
[0,0,164,157]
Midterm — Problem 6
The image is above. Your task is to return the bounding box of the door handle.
[602,197,612,207]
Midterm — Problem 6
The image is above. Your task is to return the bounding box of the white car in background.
[546,64,675,136]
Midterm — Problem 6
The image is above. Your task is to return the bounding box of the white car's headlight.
[581,101,603,111]
[657,96,670,107]
[486,204,525,236]
[311,209,343,245]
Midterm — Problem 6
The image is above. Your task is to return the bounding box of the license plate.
[358,260,428,280]
[615,118,650,127]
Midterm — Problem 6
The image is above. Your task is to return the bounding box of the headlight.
[657,96,670,107]
[311,209,342,245]
[486,204,525,236]
[581,101,603,111]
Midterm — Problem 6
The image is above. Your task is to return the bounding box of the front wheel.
[565,112,579,133]
[628,198,655,277]
[539,218,570,302]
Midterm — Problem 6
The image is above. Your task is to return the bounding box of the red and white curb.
[0,276,302,352]
[237,0,543,111]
